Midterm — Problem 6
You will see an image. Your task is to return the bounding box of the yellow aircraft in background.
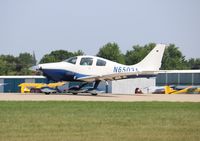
[19,82,65,94]
[164,85,200,94]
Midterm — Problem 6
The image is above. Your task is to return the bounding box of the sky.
[0,0,200,61]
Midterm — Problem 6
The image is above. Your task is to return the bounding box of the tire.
[91,93,97,96]
[45,92,50,95]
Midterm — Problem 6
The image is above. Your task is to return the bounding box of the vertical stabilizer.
[135,44,166,71]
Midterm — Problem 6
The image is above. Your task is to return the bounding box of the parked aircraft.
[165,85,200,94]
[32,44,166,95]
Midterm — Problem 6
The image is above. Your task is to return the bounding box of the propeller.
[29,65,43,75]
[29,65,40,71]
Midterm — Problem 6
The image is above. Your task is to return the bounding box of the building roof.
[159,70,200,73]
[0,76,46,79]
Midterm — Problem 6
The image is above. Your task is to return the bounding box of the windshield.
[64,57,77,64]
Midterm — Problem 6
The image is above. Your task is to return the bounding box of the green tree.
[0,58,7,75]
[125,43,188,70]
[187,58,200,69]
[125,43,155,65]
[0,53,36,75]
[96,42,125,64]
[161,44,188,70]
[40,50,84,63]
[17,53,36,75]
[0,55,17,75]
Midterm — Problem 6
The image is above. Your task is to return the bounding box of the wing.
[77,71,159,82]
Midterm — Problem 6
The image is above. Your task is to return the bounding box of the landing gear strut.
[88,81,101,95]
[68,81,101,95]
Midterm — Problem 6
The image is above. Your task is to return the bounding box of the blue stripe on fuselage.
[41,69,89,82]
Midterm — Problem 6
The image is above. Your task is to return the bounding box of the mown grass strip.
[0,101,200,141]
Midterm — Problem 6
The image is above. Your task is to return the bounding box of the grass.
[0,101,200,141]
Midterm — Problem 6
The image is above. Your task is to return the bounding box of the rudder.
[135,44,166,71]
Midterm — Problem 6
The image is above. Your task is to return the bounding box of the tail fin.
[165,85,174,94]
[135,44,166,71]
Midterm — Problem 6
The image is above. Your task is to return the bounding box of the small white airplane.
[33,44,166,95]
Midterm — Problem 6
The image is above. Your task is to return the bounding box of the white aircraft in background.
[33,44,165,95]
[0,83,7,86]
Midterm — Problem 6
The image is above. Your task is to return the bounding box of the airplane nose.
[29,65,40,71]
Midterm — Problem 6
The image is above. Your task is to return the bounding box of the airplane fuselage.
[36,44,165,83]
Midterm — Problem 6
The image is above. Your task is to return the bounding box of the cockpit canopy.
[64,56,107,66]
[64,57,77,64]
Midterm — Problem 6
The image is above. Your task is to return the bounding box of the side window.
[80,57,93,66]
[64,57,77,64]
[96,59,106,66]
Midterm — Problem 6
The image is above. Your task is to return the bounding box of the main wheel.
[91,93,97,96]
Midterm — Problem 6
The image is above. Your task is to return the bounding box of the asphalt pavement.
[0,93,200,102]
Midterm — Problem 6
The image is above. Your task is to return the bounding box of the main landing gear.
[68,81,101,95]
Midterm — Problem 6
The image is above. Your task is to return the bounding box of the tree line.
[96,43,200,70]
[0,53,36,75]
[0,43,199,75]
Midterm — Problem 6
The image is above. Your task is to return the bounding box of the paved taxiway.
[0,93,200,102]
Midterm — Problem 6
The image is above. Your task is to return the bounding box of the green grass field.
[0,101,200,141]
